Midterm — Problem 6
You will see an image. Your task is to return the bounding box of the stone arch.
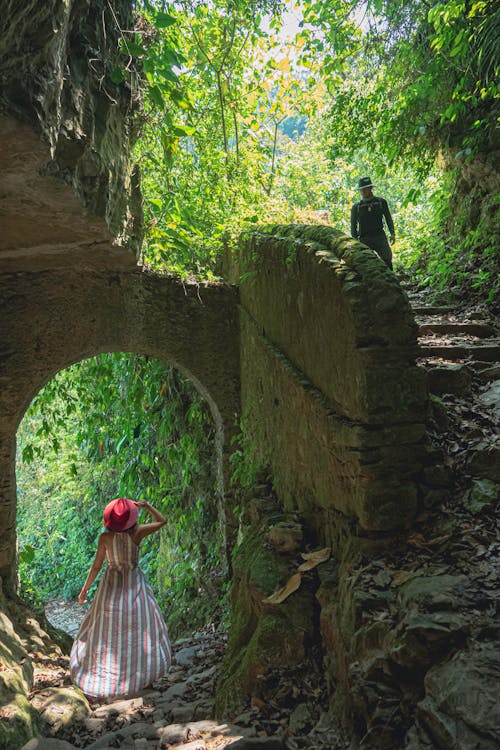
[0,269,240,591]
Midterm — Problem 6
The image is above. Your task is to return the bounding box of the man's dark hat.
[357,176,375,189]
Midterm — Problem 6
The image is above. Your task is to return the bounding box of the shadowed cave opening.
[15,351,227,640]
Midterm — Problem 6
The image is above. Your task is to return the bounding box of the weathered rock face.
[0,0,142,270]
[407,642,500,750]
[0,581,73,750]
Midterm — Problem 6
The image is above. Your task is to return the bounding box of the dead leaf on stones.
[298,547,331,571]
[407,532,427,547]
[425,534,451,546]
[263,548,331,604]
[407,532,451,549]
[263,572,302,604]
[391,570,421,586]
[251,696,267,709]
[300,547,331,562]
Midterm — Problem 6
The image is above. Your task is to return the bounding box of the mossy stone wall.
[217,225,432,729]
[226,225,428,535]
[216,499,316,717]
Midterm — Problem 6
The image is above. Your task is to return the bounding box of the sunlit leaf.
[155,11,176,28]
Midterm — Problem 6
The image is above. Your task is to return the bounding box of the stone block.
[467,446,500,482]
[388,611,468,669]
[224,739,286,749]
[398,574,469,611]
[267,521,303,552]
[477,364,500,382]
[428,395,449,431]
[0,610,38,750]
[35,686,90,734]
[421,488,450,509]
[174,741,206,750]
[463,479,499,513]
[414,643,500,749]
[21,741,76,750]
[427,364,472,395]
[356,482,418,531]
[422,465,452,488]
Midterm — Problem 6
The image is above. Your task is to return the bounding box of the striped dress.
[70,531,171,698]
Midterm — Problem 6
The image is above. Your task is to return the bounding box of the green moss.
[216,520,315,717]
[0,671,39,750]
[216,603,313,717]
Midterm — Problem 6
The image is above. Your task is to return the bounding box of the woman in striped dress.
[70,497,172,699]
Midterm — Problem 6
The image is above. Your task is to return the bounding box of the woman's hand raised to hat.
[135,500,148,508]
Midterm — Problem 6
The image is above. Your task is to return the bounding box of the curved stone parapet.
[225,224,429,533]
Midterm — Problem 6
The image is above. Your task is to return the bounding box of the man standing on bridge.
[350,176,395,269]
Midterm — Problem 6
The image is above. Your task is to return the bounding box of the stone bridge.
[0,2,432,747]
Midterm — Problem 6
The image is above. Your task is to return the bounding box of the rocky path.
[27,604,343,750]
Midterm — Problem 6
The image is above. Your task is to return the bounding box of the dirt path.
[45,597,87,638]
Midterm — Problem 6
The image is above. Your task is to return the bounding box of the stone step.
[426,364,472,396]
[412,305,456,315]
[418,343,500,362]
[477,364,500,383]
[418,322,496,338]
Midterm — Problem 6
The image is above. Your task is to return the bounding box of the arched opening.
[15,351,227,639]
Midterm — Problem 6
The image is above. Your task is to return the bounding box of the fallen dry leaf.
[298,559,321,572]
[251,696,267,709]
[407,532,427,547]
[298,548,331,571]
[263,572,302,604]
[391,570,421,586]
[300,547,331,562]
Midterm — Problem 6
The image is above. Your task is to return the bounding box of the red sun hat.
[103,497,138,531]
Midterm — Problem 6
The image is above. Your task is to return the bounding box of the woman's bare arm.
[133,501,166,543]
[78,533,107,603]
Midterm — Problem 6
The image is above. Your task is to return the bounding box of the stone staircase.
[404,278,499,503]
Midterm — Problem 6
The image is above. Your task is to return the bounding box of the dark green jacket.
[350,196,395,240]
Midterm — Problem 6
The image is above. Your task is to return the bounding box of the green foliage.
[132,0,329,278]
[293,0,499,300]
[17,354,225,637]
[229,423,264,490]
[132,0,498,298]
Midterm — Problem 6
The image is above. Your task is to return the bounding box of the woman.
[70,497,172,700]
